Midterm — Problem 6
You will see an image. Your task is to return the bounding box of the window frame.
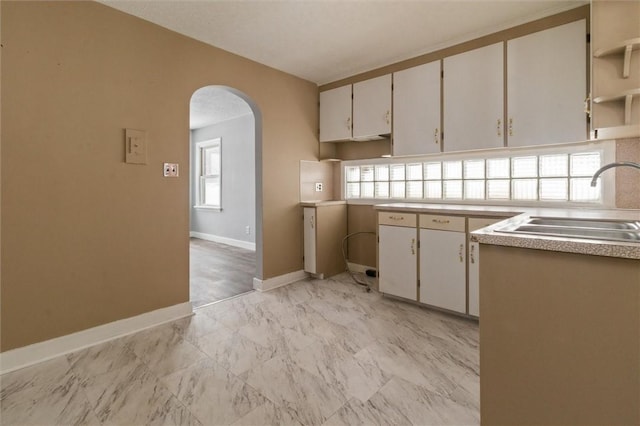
[194,138,222,211]
[342,140,617,208]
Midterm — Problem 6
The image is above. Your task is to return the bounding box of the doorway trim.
[189,85,263,282]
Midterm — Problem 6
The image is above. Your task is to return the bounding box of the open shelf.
[592,124,640,140]
[593,88,640,126]
[594,37,640,78]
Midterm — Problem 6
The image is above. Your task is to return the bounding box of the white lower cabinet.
[303,204,348,278]
[467,217,503,317]
[378,213,418,301]
[378,211,505,317]
[419,215,466,314]
[468,241,480,317]
[303,208,317,274]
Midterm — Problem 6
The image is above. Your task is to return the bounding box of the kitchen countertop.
[300,200,347,207]
[374,203,640,260]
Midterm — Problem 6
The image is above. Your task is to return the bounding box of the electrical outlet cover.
[163,163,179,177]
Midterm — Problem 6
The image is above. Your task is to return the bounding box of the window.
[195,138,221,209]
[343,144,610,206]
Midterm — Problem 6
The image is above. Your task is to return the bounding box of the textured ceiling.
[190,87,252,130]
[101,0,586,85]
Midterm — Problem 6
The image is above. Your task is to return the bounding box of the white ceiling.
[101,0,586,85]
[190,87,252,129]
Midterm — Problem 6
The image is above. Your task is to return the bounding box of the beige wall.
[299,161,335,203]
[480,244,640,425]
[0,1,318,350]
[346,205,377,270]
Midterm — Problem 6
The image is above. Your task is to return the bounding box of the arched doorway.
[188,86,262,307]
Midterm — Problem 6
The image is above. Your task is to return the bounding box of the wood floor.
[189,238,255,308]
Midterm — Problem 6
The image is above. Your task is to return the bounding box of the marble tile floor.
[0,273,480,426]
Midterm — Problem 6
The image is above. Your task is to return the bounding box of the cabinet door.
[320,85,352,142]
[467,217,503,317]
[443,43,504,152]
[468,241,480,317]
[353,74,392,139]
[378,225,417,300]
[303,208,316,273]
[393,61,441,156]
[507,20,587,147]
[419,229,466,313]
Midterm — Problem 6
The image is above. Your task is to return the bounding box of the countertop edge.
[372,203,640,260]
[300,200,347,207]
[471,231,640,260]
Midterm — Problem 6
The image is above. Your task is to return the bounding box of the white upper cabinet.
[319,85,352,142]
[507,20,587,147]
[353,74,392,139]
[443,43,504,152]
[393,61,441,156]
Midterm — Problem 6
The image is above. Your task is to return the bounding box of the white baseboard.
[0,302,193,375]
[253,270,308,292]
[190,231,256,251]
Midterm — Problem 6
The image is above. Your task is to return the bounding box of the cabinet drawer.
[378,212,417,227]
[468,217,504,232]
[420,214,465,232]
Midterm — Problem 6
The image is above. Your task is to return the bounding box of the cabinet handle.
[459,243,464,263]
[388,215,404,221]
[411,238,416,255]
[432,219,450,224]
[508,118,513,136]
[310,215,314,229]
[470,244,475,264]
[496,119,502,136]
[584,94,591,116]
[434,128,439,144]
[346,117,351,131]
[385,110,390,125]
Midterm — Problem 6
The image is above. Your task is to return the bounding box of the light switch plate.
[125,128,147,164]
[163,163,179,177]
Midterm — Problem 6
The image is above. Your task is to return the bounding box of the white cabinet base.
[468,241,480,317]
[378,225,417,301]
[419,229,466,314]
[303,208,317,274]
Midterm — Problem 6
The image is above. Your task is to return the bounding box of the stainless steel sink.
[527,217,640,230]
[497,216,640,243]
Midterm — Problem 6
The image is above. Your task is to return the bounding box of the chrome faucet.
[590,162,640,187]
